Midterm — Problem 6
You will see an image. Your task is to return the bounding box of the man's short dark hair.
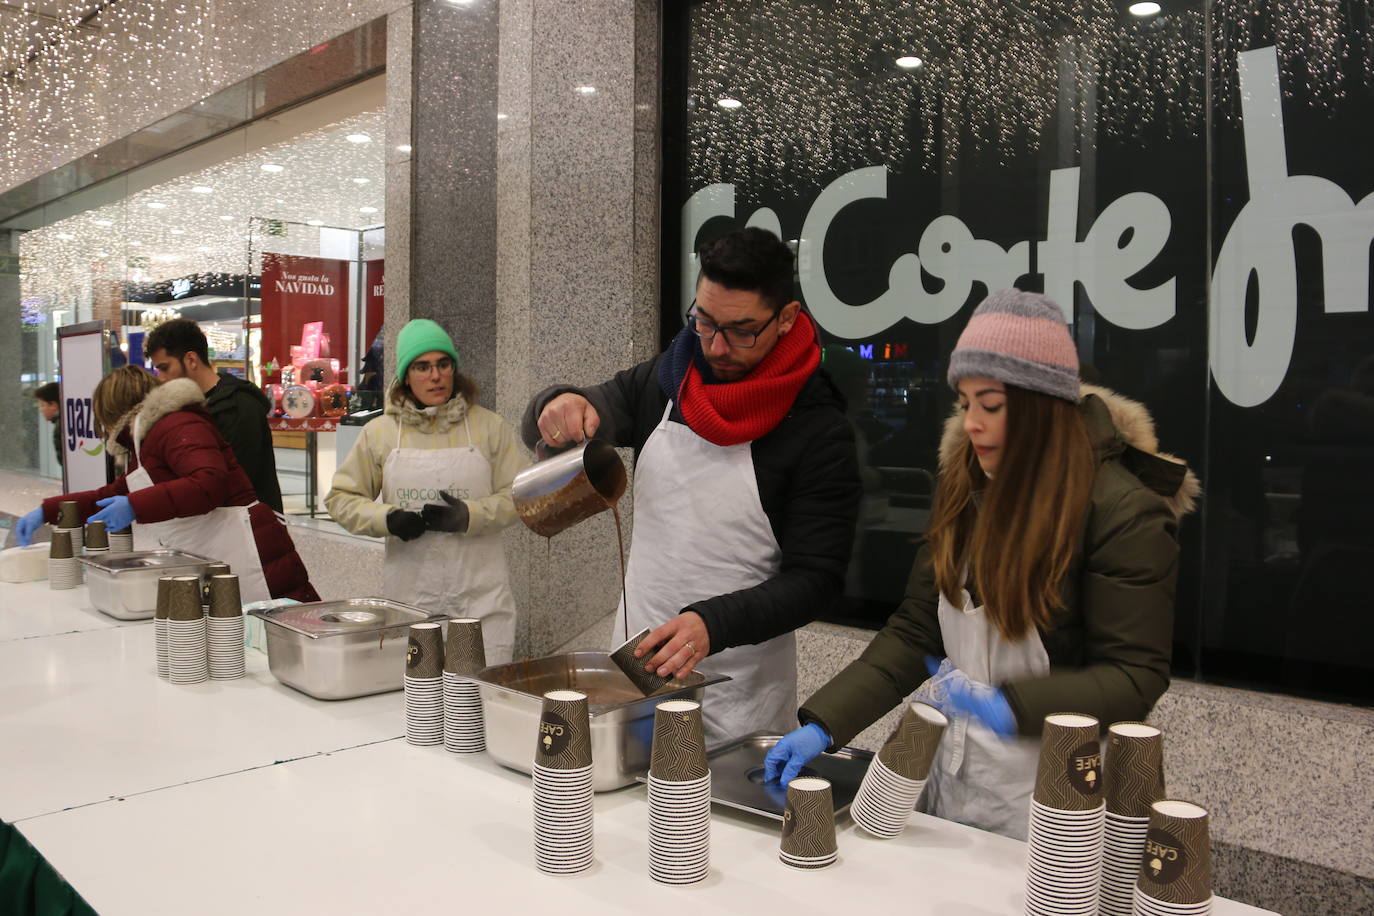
[33,382,59,404]
[697,227,796,312]
[144,317,210,364]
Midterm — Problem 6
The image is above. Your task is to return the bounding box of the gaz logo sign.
[65,396,101,455]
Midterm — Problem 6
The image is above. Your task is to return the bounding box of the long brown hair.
[93,365,159,434]
[389,372,480,409]
[927,385,1096,641]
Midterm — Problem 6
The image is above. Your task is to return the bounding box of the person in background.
[523,227,862,743]
[32,381,62,467]
[14,366,317,603]
[145,317,283,513]
[325,319,525,664]
[764,290,1199,840]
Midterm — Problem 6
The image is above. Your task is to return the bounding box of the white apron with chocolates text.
[381,415,516,664]
[614,402,797,745]
[911,585,1050,840]
[127,413,272,604]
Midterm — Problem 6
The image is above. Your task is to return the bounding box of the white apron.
[127,414,272,604]
[614,402,797,745]
[911,584,1050,840]
[381,415,516,664]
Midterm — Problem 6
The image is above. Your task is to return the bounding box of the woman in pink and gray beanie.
[770,288,1201,840]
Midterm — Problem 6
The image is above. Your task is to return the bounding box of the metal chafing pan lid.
[249,597,446,639]
[78,549,214,573]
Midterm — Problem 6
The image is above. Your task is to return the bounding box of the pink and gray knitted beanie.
[947,289,1080,403]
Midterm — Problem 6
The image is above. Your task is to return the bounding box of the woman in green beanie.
[325,318,526,662]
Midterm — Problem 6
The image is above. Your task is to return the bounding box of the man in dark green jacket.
[145,318,284,513]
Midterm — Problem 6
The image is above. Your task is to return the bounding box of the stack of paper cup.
[1134,800,1213,915]
[779,776,839,868]
[1025,713,1105,915]
[443,618,487,754]
[404,623,444,746]
[108,526,134,552]
[851,700,947,838]
[84,521,110,557]
[1101,722,1166,916]
[55,500,83,554]
[154,576,173,679]
[48,530,80,589]
[206,574,246,679]
[533,689,594,875]
[166,576,208,684]
[647,699,711,884]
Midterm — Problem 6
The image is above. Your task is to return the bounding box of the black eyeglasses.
[408,357,455,375]
[685,302,779,349]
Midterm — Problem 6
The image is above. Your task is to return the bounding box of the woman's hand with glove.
[421,492,469,533]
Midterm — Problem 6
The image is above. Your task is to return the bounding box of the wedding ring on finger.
[550,426,563,441]
[685,641,696,656]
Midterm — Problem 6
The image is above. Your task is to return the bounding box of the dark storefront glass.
[666,0,1374,703]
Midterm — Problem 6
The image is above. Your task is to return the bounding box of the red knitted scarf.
[677,312,820,446]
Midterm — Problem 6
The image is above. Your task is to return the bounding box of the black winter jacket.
[206,371,283,513]
[522,354,862,654]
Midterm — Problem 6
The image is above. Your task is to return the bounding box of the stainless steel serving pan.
[250,598,447,700]
[471,651,731,791]
[79,549,214,620]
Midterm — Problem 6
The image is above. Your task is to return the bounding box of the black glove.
[421,491,470,533]
[386,509,427,542]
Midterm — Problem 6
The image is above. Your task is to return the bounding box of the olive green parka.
[800,385,1200,747]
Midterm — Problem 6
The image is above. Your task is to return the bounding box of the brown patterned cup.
[207,575,242,619]
[649,699,708,781]
[57,501,81,529]
[1034,713,1103,811]
[48,529,73,559]
[1137,799,1212,906]
[405,622,444,679]
[166,576,204,621]
[155,576,174,621]
[535,689,593,770]
[609,627,674,696]
[877,701,948,781]
[85,521,109,549]
[444,617,487,676]
[206,562,231,578]
[1105,722,1165,818]
[780,777,838,862]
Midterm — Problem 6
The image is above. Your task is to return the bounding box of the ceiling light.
[197,247,211,253]
[1128,1,1161,14]
[307,219,324,226]
[55,232,74,240]
[497,113,508,120]
[129,240,141,246]
[275,198,285,204]
[896,56,924,69]
[191,186,214,194]
[575,86,596,95]
[146,201,167,209]
[95,252,108,258]
[717,97,743,109]
[345,134,372,144]
[396,144,412,153]
[220,215,234,221]
[261,163,284,172]
[93,219,113,227]
[359,206,378,214]
[352,177,370,185]
[170,229,185,235]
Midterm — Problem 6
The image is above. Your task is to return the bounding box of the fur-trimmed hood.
[937,383,1200,518]
[384,378,469,432]
[105,378,206,459]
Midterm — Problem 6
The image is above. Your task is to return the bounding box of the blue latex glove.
[924,656,1016,738]
[88,496,135,533]
[763,722,831,786]
[15,507,45,546]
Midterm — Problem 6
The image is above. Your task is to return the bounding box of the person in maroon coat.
[16,366,317,603]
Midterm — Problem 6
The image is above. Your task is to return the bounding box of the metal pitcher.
[513,439,627,538]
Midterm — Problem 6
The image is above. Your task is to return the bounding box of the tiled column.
[0,231,38,474]
[394,0,659,657]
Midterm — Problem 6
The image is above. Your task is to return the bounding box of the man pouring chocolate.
[523,227,861,743]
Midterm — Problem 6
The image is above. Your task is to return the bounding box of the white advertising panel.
[58,325,110,493]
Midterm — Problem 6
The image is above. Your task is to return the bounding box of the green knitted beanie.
[395,319,460,382]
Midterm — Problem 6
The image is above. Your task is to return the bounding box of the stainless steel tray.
[636,731,873,821]
[79,549,215,619]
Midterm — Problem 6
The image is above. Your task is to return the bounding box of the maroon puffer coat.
[42,378,318,602]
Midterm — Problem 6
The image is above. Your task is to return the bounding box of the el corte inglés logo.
[1067,741,1102,795]
[539,712,571,757]
[1144,827,1187,884]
